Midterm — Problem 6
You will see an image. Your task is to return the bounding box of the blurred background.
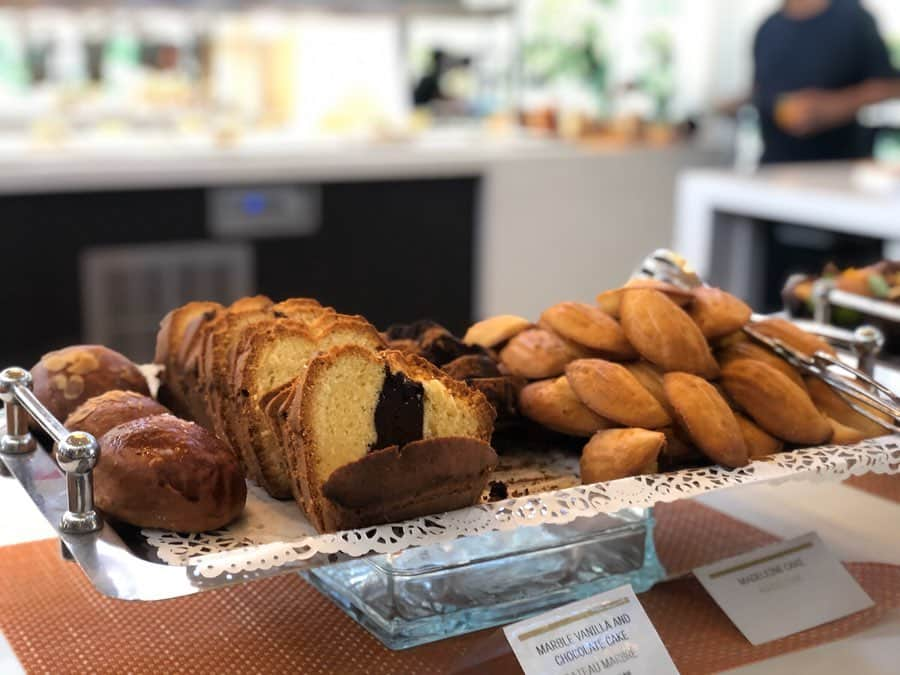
[1,0,899,364]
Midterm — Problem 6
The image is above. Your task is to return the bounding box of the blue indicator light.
[241,192,267,216]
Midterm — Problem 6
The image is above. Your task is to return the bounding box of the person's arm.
[776,79,900,137]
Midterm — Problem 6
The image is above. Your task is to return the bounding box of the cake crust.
[231,320,316,497]
[321,437,497,531]
[175,305,223,425]
[155,301,223,419]
[198,308,273,479]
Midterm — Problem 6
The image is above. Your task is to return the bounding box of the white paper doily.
[142,435,900,579]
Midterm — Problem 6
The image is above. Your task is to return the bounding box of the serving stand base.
[303,507,664,650]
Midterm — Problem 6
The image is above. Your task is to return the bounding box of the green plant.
[637,29,674,121]
[521,0,617,115]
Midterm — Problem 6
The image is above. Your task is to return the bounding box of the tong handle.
[810,356,900,432]
[837,393,900,434]
[812,351,898,404]
[788,320,885,377]
[634,249,703,290]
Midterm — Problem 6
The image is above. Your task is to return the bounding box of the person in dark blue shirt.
[752,0,900,163]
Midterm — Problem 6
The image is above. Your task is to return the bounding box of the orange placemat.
[845,473,900,503]
[1,500,899,675]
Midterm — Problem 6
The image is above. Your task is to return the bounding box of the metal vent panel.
[80,241,254,362]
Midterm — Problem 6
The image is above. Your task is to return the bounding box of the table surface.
[2,469,898,674]
[0,128,594,194]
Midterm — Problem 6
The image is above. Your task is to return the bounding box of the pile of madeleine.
[462,279,888,484]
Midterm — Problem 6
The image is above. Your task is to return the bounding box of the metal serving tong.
[742,323,900,434]
[635,249,900,435]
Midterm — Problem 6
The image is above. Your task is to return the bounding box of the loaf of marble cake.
[278,345,497,532]
[156,298,499,533]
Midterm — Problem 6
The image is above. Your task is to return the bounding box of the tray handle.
[0,367,102,533]
[785,275,895,375]
[808,277,900,326]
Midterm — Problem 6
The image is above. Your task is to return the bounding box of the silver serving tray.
[2,299,898,601]
[0,423,351,599]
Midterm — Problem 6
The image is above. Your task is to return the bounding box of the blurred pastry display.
[783,260,900,355]
[785,261,900,312]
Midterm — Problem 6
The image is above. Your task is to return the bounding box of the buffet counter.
[0,131,724,319]
[0,129,570,192]
[674,162,900,308]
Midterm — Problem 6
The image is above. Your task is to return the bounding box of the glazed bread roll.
[64,390,169,440]
[31,345,149,423]
[94,414,246,532]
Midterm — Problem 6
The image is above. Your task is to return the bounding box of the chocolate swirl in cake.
[372,368,424,450]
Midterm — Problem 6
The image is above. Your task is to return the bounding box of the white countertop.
[674,162,900,280]
[0,129,597,194]
[0,132,726,323]
[0,128,722,196]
